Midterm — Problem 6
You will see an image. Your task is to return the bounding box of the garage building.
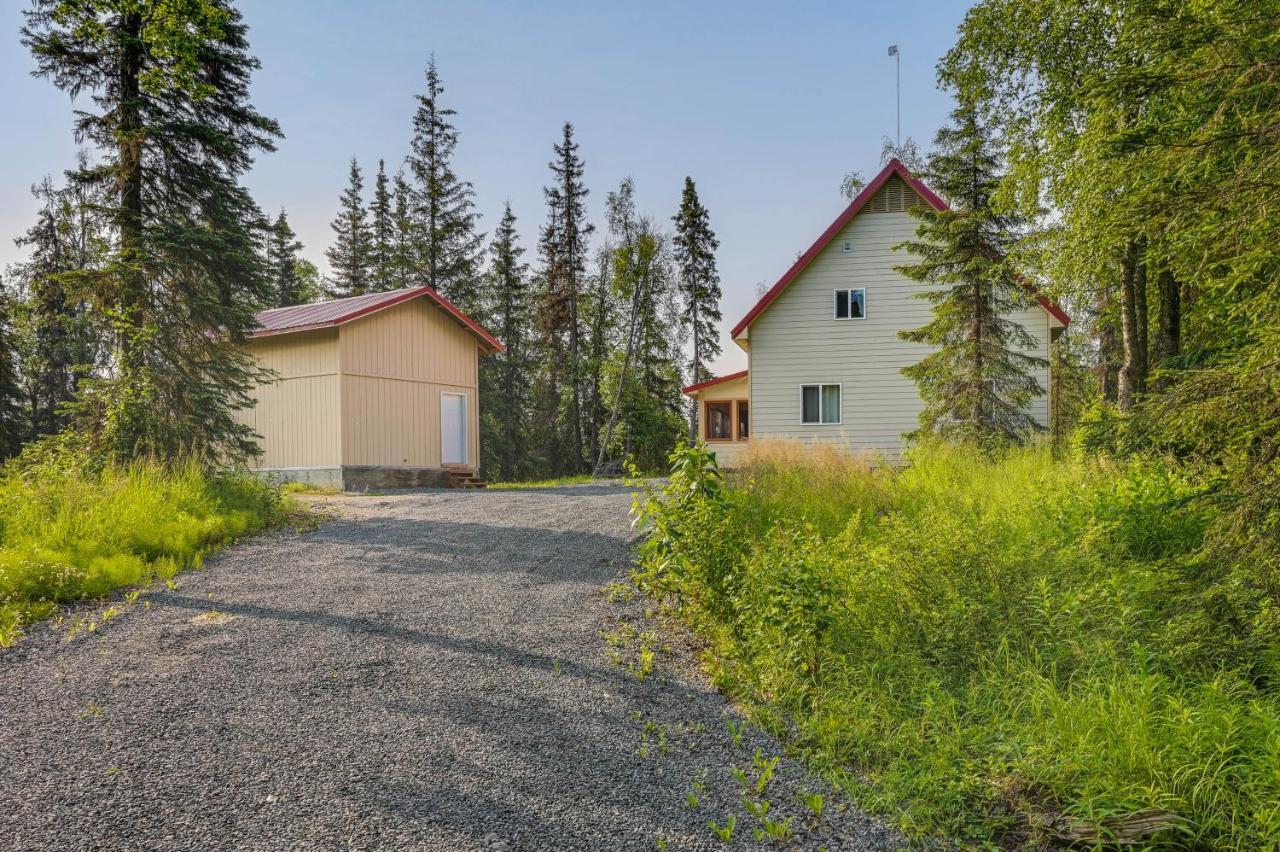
[237,286,503,489]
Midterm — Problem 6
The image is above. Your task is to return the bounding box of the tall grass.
[0,447,284,645]
[634,440,1280,848]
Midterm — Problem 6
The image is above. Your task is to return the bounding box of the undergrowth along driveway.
[0,484,903,851]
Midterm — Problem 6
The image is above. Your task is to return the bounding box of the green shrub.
[633,440,1280,848]
[0,445,284,645]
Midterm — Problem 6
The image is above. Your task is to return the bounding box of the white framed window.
[833,288,866,320]
[800,384,841,425]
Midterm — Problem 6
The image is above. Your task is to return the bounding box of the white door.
[440,392,467,465]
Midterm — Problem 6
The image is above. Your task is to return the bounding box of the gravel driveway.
[1,484,904,851]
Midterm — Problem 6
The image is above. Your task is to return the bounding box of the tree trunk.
[1118,240,1141,411]
[1152,267,1181,390]
[688,307,700,443]
[117,10,146,374]
[595,265,648,475]
[1134,241,1149,394]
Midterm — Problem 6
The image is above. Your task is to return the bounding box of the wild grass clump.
[634,441,1280,848]
[0,444,284,645]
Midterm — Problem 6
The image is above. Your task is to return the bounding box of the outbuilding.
[237,286,503,489]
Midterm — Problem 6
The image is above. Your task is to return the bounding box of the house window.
[736,401,749,439]
[705,401,732,441]
[834,288,866,320]
[801,384,841,424]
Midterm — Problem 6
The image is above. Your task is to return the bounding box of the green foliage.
[634,442,1280,848]
[406,55,484,312]
[23,0,283,464]
[895,101,1046,447]
[0,443,283,645]
[325,157,373,297]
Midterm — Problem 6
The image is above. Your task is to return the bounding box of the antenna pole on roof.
[887,44,900,148]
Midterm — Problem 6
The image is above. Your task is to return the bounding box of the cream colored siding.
[338,298,480,469]
[748,177,1052,457]
[691,375,751,466]
[238,329,342,468]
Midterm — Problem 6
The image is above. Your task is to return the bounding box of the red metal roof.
[682,369,748,395]
[730,159,1070,339]
[252,286,504,353]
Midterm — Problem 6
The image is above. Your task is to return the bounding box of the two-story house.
[684,159,1070,464]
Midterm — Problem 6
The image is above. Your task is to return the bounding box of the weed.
[552,658,562,675]
[685,791,699,809]
[725,718,744,750]
[751,750,779,794]
[799,790,825,821]
[707,814,736,843]
[79,700,103,719]
[0,452,281,646]
[632,441,1280,848]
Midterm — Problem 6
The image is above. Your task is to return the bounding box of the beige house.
[685,160,1070,464]
[237,286,503,489]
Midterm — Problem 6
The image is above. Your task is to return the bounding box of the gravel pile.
[1,484,906,850]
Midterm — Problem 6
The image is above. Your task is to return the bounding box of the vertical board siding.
[692,375,751,467]
[339,298,480,469]
[339,298,477,387]
[237,329,342,468]
[750,181,1052,458]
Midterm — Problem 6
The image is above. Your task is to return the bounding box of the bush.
[0,444,284,645]
[633,440,1280,848]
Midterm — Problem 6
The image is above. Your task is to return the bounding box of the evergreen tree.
[9,174,107,438]
[481,204,532,481]
[671,176,722,440]
[368,159,396,292]
[538,122,594,473]
[406,56,483,309]
[326,157,372,297]
[0,288,25,459]
[23,0,282,461]
[895,101,1047,447]
[391,170,416,289]
[265,210,313,307]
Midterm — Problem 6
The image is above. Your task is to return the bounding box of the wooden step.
[443,469,487,489]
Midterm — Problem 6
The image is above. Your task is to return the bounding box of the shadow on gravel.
[150,593,624,685]
[305,518,631,582]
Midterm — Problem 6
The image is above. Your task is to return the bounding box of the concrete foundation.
[254,466,450,491]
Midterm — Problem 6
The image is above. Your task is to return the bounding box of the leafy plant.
[707,814,736,843]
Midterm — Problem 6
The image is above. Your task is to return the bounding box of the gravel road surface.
[1,484,904,851]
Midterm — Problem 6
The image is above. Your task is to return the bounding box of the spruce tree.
[0,289,25,459]
[671,176,722,440]
[24,0,281,461]
[406,56,483,310]
[482,204,532,481]
[10,175,106,438]
[326,157,372,297]
[391,170,416,289]
[265,211,311,307]
[538,122,594,473]
[368,160,396,292]
[895,101,1047,447]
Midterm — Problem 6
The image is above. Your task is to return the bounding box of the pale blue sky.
[1,0,970,373]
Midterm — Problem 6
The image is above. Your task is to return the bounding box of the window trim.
[704,400,734,442]
[735,399,749,441]
[799,383,842,426]
[833,287,867,321]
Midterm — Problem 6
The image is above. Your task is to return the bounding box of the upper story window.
[801,384,841,425]
[834,288,866,320]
